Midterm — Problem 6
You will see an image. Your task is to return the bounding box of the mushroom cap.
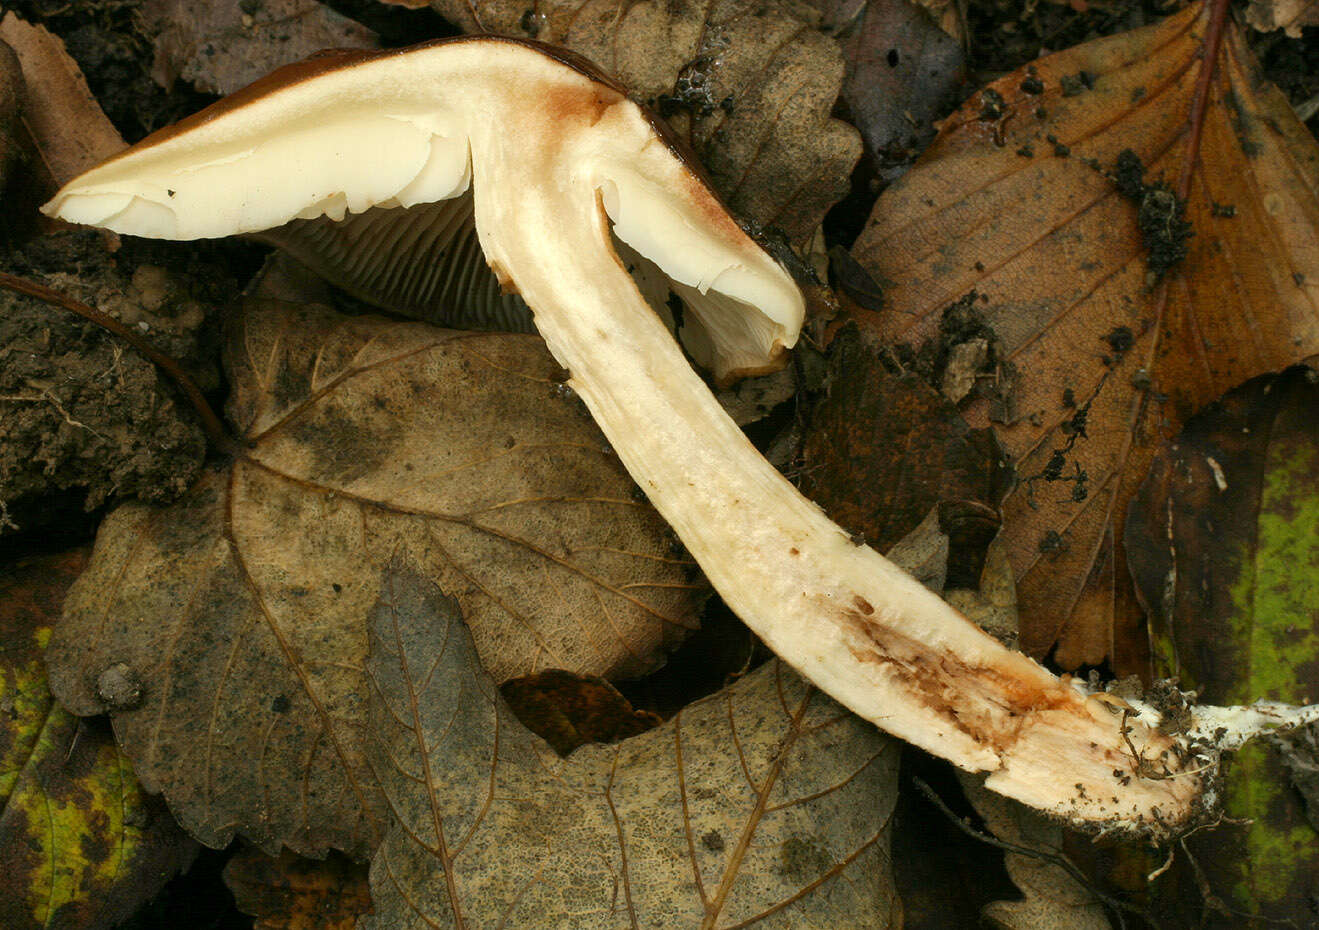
[42,37,803,381]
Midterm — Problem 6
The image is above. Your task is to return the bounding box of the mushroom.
[43,36,1319,837]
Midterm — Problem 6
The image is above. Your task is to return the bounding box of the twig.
[911,775,1163,930]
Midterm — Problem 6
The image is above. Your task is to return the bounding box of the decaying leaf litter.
[47,297,705,857]
[0,0,1313,923]
[845,0,1319,673]
[0,551,196,930]
[1126,367,1319,925]
[223,847,372,930]
[55,32,1304,840]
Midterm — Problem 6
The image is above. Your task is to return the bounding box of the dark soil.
[7,0,218,142]
[0,231,251,539]
[967,0,1184,74]
[320,0,457,46]
[1111,147,1194,278]
[1256,25,1319,136]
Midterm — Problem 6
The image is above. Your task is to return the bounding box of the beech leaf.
[0,551,196,930]
[956,775,1110,930]
[45,299,702,857]
[847,1,1319,670]
[1127,365,1319,921]
[362,555,901,929]
[427,0,861,241]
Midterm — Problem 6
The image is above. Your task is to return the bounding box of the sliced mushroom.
[44,38,797,382]
[43,36,1319,837]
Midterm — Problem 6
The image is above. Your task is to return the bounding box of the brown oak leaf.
[0,14,124,187]
[361,555,901,929]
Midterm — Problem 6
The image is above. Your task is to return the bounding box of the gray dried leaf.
[817,0,965,175]
[361,556,901,929]
[945,533,1018,650]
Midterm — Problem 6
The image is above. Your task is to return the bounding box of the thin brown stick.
[912,776,1162,930]
[0,270,237,453]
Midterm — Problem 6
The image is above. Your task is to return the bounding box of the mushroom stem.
[474,121,1314,837]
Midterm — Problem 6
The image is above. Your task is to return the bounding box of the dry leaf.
[224,847,372,930]
[884,504,952,592]
[818,0,966,171]
[847,1,1319,670]
[914,0,966,43]
[140,0,378,95]
[361,556,901,929]
[0,14,124,186]
[944,531,1019,649]
[46,298,702,857]
[0,37,20,187]
[800,324,1007,553]
[1127,365,1319,921]
[0,551,196,930]
[427,0,861,242]
[1244,0,1319,37]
